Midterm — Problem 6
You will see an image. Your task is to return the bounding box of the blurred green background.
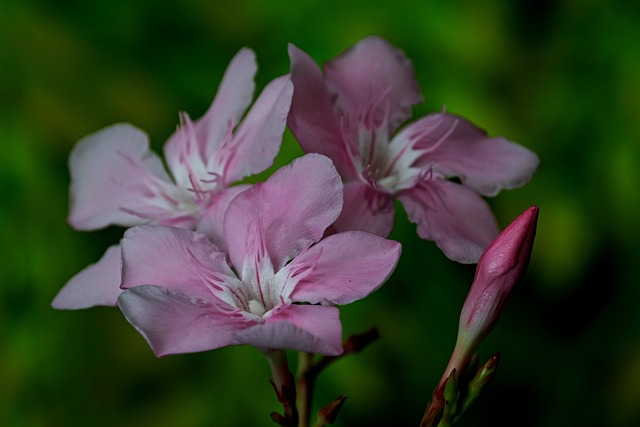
[1,0,639,426]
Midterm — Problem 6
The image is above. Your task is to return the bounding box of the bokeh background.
[2,0,639,426]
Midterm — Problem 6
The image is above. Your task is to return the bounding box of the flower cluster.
[53,36,540,426]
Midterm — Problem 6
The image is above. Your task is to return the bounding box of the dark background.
[1,0,639,425]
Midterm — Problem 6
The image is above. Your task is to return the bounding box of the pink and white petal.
[235,305,343,355]
[118,285,251,357]
[121,225,234,300]
[288,231,400,305]
[323,36,422,132]
[403,113,539,196]
[196,185,251,252]
[224,154,343,272]
[198,48,257,158]
[332,181,396,237]
[164,49,257,174]
[68,124,174,230]
[221,76,293,185]
[288,44,358,180]
[398,177,500,264]
[52,245,123,309]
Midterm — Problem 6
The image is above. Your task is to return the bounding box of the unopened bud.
[443,369,459,405]
[470,352,500,393]
[435,207,538,392]
[460,353,501,414]
[458,206,539,352]
[317,395,347,425]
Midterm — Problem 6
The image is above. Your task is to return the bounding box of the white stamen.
[248,299,266,317]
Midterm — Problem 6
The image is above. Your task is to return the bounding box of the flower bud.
[317,395,347,425]
[458,205,539,349]
[434,206,539,397]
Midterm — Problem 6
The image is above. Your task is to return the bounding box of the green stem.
[296,352,315,427]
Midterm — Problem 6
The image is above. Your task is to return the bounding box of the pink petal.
[235,305,343,355]
[332,180,395,237]
[164,48,257,175]
[323,36,422,132]
[288,44,358,179]
[195,185,251,252]
[52,245,122,309]
[224,154,343,272]
[68,124,175,230]
[398,177,500,264]
[121,225,234,300]
[160,112,211,194]
[399,113,539,196]
[222,76,293,184]
[118,285,251,356]
[289,231,401,305]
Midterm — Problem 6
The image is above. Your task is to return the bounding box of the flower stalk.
[292,328,380,427]
[296,352,315,427]
[267,350,299,427]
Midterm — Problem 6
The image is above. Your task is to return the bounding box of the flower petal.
[118,285,251,356]
[398,177,500,263]
[288,44,358,179]
[164,48,257,178]
[332,181,396,237]
[198,48,257,157]
[288,231,400,305]
[52,245,122,309]
[323,36,422,132]
[121,225,234,300]
[222,75,293,184]
[68,124,175,230]
[224,154,343,272]
[235,305,343,355]
[195,184,251,252]
[399,113,539,196]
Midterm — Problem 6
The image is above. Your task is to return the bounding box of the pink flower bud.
[433,206,539,398]
[459,205,539,349]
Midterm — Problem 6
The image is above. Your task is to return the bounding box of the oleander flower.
[288,36,539,263]
[53,48,293,309]
[117,154,401,356]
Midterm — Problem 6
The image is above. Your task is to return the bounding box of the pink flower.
[53,49,293,309]
[440,206,539,386]
[117,154,401,356]
[288,36,539,263]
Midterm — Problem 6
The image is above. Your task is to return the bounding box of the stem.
[290,328,379,426]
[266,350,298,427]
[296,352,315,427]
[420,339,470,427]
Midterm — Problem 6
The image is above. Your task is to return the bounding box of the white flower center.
[248,299,267,317]
[356,125,423,194]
